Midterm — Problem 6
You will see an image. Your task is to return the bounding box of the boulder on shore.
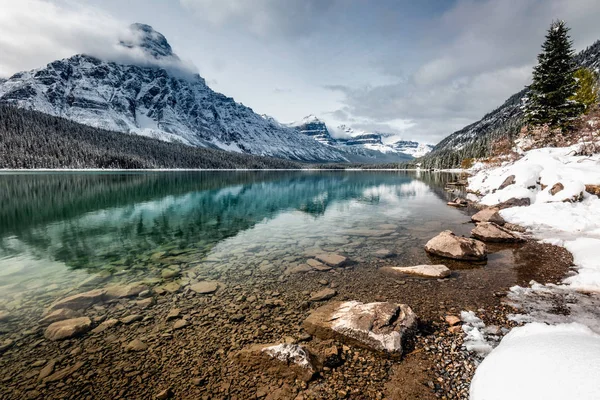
[424,230,487,261]
[44,317,92,341]
[382,265,451,279]
[303,301,416,355]
[234,343,318,382]
[471,222,525,243]
[471,208,505,225]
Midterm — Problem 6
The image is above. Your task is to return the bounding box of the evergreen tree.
[570,67,599,113]
[525,20,584,128]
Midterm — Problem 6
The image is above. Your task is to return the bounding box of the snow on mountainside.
[426,39,600,163]
[288,115,432,162]
[0,24,346,163]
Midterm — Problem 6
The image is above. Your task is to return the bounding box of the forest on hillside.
[0,106,302,169]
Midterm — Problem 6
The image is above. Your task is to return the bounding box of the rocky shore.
[0,218,573,400]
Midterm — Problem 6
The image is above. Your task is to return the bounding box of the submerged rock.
[315,253,347,268]
[471,222,525,243]
[104,282,149,299]
[382,265,451,279]
[44,317,92,341]
[424,230,487,261]
[303,301,416,355]
[39,308,83,326]
[190,281,219,294]
[47,289,105,312]
[471,208,505,225]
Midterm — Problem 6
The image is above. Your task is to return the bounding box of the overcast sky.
[1,0,600,143]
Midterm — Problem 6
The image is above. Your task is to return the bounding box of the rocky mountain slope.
[289,115,432,162]
[0,24,346,163]
[421,39,600,168]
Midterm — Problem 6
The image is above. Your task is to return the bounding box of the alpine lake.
[0,171,571,399]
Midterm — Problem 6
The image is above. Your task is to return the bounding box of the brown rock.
[448,325,463,334]
[91,318,119,334]
[44,317,92,341]
[44,361,85,382]
[38,360,56,380]
[303,301,416,355]
[309,288,337,302]
[498,175,516,190]
[315,253,347,267]
[235,343,318,382]
[156,388,173,399]
[120,314,143,325]
[47,289,105,312]
[0,339,14,354]
[173,319,189,330]
[284,264,313,275]
[39,308,82,326]
[471,208,505,225]
[550,182,565,195]
[190,281,219,294]
[445,315,461,326]
[374,249,394,259]
[504,223,527,233]
[104,282,149,299]
[424,230,487,261]
[585,184,600,196]
[125,339,148,352]
[306,259,325,268]
[166,308,181,320]
[137,297,155,309]
[471,222,524,243]
[496,197,530,210]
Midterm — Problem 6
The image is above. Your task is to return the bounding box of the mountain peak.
[120,23,176,60]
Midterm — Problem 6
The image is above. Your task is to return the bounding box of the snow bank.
[470,323,600,400]
[468,143,600,292]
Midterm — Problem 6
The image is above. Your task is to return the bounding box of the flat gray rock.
[315,253,347,267]
[383,265,451,278]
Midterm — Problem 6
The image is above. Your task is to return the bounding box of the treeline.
[0,106,301,169]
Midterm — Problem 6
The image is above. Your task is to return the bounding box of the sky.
[1,0,600,144]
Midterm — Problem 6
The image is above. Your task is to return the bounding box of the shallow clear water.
[0,171,470,311]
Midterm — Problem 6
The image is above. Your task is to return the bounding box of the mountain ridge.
[0,24,347,163]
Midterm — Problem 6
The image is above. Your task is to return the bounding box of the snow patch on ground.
[470,322,600,400]
[467,143,600,399]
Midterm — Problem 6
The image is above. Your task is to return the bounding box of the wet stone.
[190,281,219,294]
[309,288,337,302]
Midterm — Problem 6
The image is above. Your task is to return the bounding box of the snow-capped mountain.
[0,24,346,162]
[289,115,432,162]
[391,141,435,158]
[426,39,600,163]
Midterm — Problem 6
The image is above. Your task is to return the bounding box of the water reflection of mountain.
[0,171,457,270]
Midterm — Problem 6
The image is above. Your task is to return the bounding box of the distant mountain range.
[287,115,433,163]
[0,23,347,163]
[420,39,600,168]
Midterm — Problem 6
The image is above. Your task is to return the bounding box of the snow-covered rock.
[470,323,600,400]
[303,301,417,355]
[0,24,346,163]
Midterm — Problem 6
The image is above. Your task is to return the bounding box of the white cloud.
[179,0,335,36]
[0,0,196,78]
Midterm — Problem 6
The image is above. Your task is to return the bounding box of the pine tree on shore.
[525,20,584,128]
